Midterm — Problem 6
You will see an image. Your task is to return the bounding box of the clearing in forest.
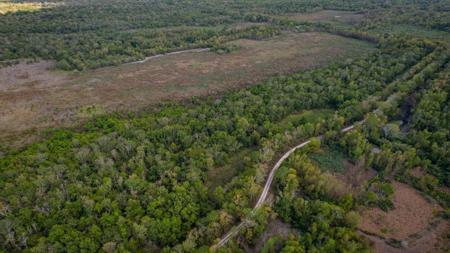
[309,147,449,253]
[0,32,373,146]
[359,182,448,253]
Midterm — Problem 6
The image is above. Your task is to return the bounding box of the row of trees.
[327,45,449,208]
[336,45,449,207]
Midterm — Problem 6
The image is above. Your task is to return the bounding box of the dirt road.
[212,123,359,250]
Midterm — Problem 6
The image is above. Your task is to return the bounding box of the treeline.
[362,3,450,33]
[1,24,280,71]
[350,1,450,44]
[0,0,284,70]
[1,0,448,70]
[255,0,443,15]
[0,38,435,252]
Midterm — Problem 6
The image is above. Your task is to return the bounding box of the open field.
[280,10,366,24]
[0,2,46,15]
[0,32,373,147]
[359,182,448,253]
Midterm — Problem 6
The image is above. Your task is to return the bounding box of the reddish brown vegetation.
[0,32,372,147]
[359,182,448,253]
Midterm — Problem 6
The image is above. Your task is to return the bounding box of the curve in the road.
[211,123,359,250]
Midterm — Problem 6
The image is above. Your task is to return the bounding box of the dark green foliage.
[408,66,450,184]
[337,51,450,207]
[260,236,284,253]
[240,207,272,245]
[273,154,370,253]
[362,3,450,34]
[361,180,395,211]
[310,149,346,172]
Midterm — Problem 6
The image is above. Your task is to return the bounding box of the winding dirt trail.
[211,123,360,250]
[127,48,210,64]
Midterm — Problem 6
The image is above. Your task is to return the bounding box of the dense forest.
[219,41,450,252]
[1,0,449,69]
[0,0,449,252]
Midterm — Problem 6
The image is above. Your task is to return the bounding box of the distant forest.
[0,0,448,70]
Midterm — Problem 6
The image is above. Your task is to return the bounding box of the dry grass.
[362,219,449,253]
[0,2,43,15]
[0,32,374,147]
[0,60,68,90]
[359,182,448,253]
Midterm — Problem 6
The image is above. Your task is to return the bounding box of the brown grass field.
[0,32,373,147]
[359,182,449,253]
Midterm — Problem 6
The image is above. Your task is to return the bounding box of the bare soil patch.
[282,10,366,24]
[359,182,447,253]
[361,219,449,253]
[0,32,373,147]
